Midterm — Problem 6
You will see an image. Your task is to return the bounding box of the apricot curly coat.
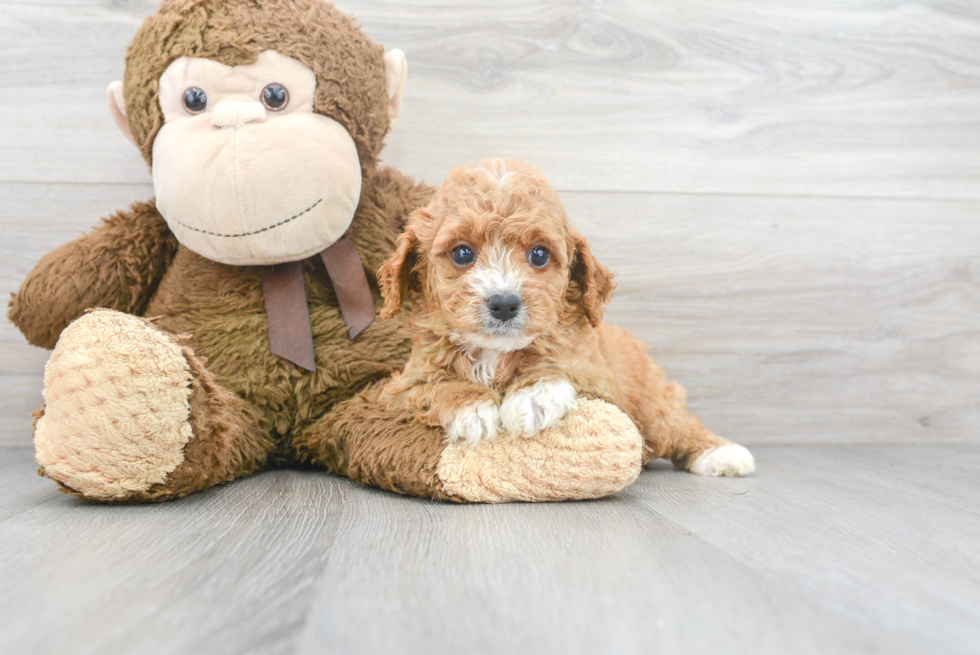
[378,159,734,468]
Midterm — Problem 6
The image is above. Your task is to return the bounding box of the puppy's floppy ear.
[378,222,421,318]
[571,235,616,327]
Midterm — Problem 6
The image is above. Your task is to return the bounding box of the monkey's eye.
[528,246,550,268]
[261,83,289,111]
[182,87,208,115]
[451,245,475,266]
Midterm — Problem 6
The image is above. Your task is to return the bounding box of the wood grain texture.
[0,447,342,655]
[567,191,980,445]
[1,444,977,655]
[636,445,980,653]
[1,1,980,198]
[3,184,977,445]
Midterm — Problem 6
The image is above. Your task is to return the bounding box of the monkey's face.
[151,51,362,266]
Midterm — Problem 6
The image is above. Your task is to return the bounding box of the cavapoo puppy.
[378,158,754,476]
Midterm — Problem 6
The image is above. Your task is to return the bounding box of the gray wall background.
[2,0,978,445]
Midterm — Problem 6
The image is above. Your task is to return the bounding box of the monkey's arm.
[8,200,179,349]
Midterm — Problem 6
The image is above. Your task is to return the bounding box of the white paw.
[691,444,756,477]
[446,401,500,444]
[500,380,578,438]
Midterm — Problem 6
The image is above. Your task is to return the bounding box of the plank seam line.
[3,180,978,205]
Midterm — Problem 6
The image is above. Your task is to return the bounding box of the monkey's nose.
[210,101,267,128]
[487,293,522,322]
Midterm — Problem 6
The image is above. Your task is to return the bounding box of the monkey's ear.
[571,235,616,327]
[378,222,420,318]
[383,49,408,128]
[106,81,136,145]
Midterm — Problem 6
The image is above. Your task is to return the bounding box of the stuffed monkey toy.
[8,0,645,503]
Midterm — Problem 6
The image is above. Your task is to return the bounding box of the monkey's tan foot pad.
[34,309,194,500]
[436,399,643,502]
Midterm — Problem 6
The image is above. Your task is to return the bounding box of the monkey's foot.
[34,309,195,500]
[437,399,643,502]
[298,388,643,503]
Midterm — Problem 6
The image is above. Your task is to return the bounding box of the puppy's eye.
[528,246,550,268]
[182,87,208,114]
[451,245,475,266]
[261,83,289,111]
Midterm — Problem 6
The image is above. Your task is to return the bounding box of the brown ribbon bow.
[259,230,374,371]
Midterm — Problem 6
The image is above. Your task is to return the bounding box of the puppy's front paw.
[446,401,500,444]
[500,380,578,438]
[691,444,756,477]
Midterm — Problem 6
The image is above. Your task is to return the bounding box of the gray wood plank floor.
[1,444,976,655]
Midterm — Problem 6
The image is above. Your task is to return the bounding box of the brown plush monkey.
[8,0,645,503]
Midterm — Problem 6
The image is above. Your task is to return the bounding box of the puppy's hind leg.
[600,324,755,477]
[640,379,755,477]
[599,324,754,476]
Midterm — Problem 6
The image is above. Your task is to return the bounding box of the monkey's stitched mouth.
[171,198,323,238]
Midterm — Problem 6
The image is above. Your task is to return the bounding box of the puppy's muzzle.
[487,293,521,323]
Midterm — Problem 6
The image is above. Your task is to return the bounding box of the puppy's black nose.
[487,293,521,322]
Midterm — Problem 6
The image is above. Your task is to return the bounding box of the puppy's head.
[379,158,615,351]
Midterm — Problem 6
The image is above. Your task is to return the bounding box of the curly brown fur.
[379,158,732,466]
[294,379,457,501]
[124,0,391,172]
[138,167,434,484]
[13,164,436,501]
[8,202,179,350]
